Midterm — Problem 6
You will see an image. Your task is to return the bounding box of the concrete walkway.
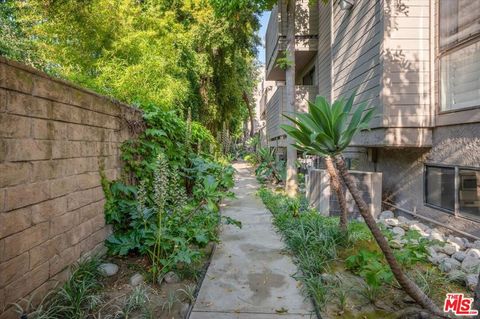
[190,162,314,319]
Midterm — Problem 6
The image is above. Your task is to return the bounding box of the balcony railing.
[266,85,318,141]
[265,0,319,81]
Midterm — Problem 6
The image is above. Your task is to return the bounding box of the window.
[459,169,480,219]
[425,165,480,220]
[439,0,480,112]
[425,166,455,211]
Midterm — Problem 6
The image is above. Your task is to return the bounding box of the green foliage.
[4,0,258,136]
[276,52,294,70]
[393,229,430,267]
[345,249,394,288]
[104,111,235,277]
[254,147,285,183]
[258,188,369,308]
[101,104,236,277]
[13,258,103,319]
[281,93,375,156]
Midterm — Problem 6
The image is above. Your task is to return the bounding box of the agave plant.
[281,94,442,316]
[280,94,374,156]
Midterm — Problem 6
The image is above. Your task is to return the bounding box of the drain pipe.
[383,201,480,241]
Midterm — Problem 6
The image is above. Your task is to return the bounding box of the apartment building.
[262,0,480,236]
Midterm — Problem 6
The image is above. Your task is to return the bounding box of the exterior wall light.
[340,0,355,10]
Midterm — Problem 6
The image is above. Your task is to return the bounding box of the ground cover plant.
[258,188,471,318]
[280,93,448,315]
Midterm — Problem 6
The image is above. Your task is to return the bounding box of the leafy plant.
[280,93,442,315]
[13,258,103,319]
[254,147,285,183]
[345,249,394,288]
[276,52,294,70]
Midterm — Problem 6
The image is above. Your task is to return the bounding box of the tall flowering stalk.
[150,153,169,279]
[137,180,148,229]
[168,167,187,211]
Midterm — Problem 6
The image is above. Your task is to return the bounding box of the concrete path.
[190,162,314,319]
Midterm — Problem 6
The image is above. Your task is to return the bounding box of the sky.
[256,11,271,66]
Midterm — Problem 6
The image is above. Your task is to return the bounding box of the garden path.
[189,162,314,318]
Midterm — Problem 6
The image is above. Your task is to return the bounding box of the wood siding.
[265,85,318,141]
[331,0,383,129]
[317,2,331,101]
[381,0,433,128]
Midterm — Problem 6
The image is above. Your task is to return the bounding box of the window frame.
[436,1,480,114]
[424,163,480,222]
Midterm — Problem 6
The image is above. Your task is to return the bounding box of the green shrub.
[103,108,236,277]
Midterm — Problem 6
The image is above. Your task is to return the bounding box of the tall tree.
[5,0,260,137]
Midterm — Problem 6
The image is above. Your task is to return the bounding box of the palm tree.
[280,94,442,316]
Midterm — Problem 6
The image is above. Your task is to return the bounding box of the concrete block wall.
[0,57,143,318]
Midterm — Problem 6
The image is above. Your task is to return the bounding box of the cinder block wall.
[0,57,143,318]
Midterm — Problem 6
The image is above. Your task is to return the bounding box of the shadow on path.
[190,162,313,319]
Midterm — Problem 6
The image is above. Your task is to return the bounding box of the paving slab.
[190,162,314,319]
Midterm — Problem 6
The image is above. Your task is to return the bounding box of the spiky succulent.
[280,93,375,156]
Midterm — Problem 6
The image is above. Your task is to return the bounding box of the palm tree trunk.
[285,0,298,197]
[334,154,442,316]
[474,273,480,319]
[324,156,348,233]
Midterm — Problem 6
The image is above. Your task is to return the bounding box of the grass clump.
[14,258,103,319]
[258,187,369,307]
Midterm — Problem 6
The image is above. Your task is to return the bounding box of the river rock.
[390,239,404,249]
[465,248,480,259]
[410,223,426,232]
[98,263,119,277]
[466,241,475,249]
[466,274,479,291]
[461,256,480,273]
[439,258,461,273]
[448,270,467,282]
[392,226,405,237]
[430,252,449,265]
[474,240,480,249]
[397,216,411,229]
[164,271,181,284]
[379,210,394,220]
[429,230,444,242]
[439,243,460,256]
[384,218,399,227]
[129,273,144,287]
[452,251,467,262]
[320,273,338,284]
[448,236,466,250]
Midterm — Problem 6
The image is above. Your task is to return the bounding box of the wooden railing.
[265,85,318,141]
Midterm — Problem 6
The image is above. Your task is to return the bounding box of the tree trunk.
[334,154,442,316]
[324,156,348,233]
[474,272,480,319]
[285,0,298,197]
[242,91,255,138]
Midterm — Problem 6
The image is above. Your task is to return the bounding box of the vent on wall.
[306,169,382,219]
